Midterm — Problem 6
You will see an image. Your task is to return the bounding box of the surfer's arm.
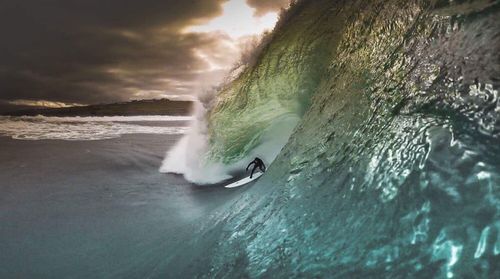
[246,162,254,171]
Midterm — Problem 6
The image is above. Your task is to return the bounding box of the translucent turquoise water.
[169,0,500,277]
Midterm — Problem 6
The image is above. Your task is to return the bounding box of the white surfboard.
[224,172,263,188]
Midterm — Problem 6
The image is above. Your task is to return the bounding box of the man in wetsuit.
[246,157,266,179]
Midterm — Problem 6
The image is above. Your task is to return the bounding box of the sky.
[0,0,289,112]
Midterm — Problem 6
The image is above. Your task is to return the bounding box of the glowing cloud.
[187,0,278,38]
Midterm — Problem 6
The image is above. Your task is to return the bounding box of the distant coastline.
[1,99,193,117]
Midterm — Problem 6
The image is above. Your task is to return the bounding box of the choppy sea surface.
[0,115,191,140]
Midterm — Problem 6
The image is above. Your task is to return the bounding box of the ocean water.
[0,115,191,140]
[0,120,245,278]
[1,0,499,278]
[164,0,500,277]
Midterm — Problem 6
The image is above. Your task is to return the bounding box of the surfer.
[246,157,266,178]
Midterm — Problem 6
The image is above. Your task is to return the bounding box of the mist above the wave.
[160,95,233,184]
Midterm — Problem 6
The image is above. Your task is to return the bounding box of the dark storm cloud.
[0,0,240,110]
[246,0,290,15]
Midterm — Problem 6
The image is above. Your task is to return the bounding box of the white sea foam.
[160,95,299,185]
[0,116,190,140]
[160,98,233,184]
[15,115,193,122]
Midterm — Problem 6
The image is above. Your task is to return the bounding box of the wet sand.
[0,134,243,278]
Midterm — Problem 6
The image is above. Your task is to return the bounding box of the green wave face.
[207,0,339,164]
[169,0,500,277]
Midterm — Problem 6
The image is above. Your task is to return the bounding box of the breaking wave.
[157,0,500,278]
[0,116,189,140]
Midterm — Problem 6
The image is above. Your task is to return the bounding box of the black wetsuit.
[246,157,266,178]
